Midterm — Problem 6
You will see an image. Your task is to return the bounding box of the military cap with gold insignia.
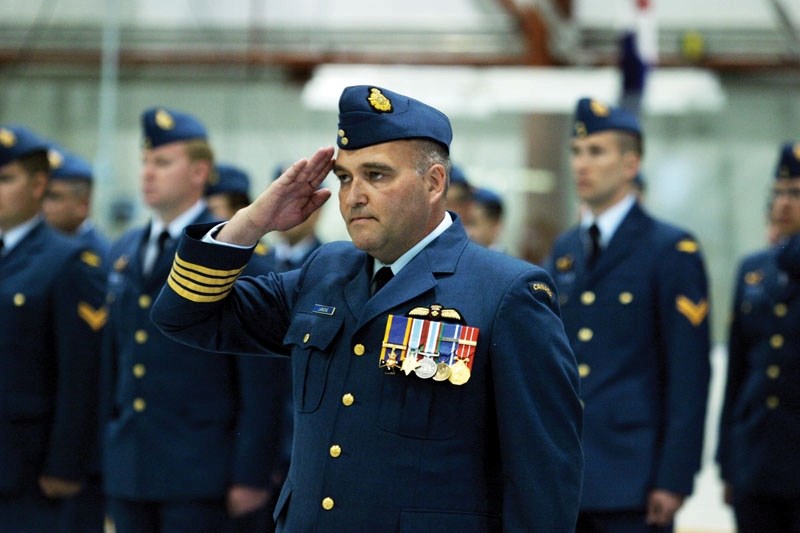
[774,142,800,179]
[572,97,641,139]
[336,86,452,152]
[0,125,49,167]
[141,107,207,149]
[206,163,250,196]
[47,143,93,181]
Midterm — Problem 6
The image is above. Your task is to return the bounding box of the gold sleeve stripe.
[78,302,108,331]
[172,261,241,286]
[169,270,237,295]
[167,275,234,303]
[174,254,246,278]
[675,296,709,327]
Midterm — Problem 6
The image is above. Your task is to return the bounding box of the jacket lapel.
[584,203,651,286]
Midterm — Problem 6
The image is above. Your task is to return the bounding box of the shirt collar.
[150,200,206,242]
[275,235,318,264]
[373,212,453,277]
[1,214,42,255]
[581,194,635,248]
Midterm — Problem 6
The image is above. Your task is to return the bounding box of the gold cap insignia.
[590,100,610,117]
[367,88,392,113]
[744,270,763,285]
[407,304,463,323]
[531,282,554,301]
[574,122,587,138]
[78,302,108,331]
[48,148,64,170]
[676,239,699,253]
[556,255,574,272]
[155,109,175,130]
[0,128,16,148]
[114,255,129,272]
[794,144,800,161]
[675,295,709,327]
[81,250,102,268]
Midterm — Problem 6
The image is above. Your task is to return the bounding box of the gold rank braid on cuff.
[166,254,245,303]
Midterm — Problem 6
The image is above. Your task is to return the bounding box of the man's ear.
[30,171,49,201]
[190,159,212,188]
[621,151,640,182]
[428,163,447,196]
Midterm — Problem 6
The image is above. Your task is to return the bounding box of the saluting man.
[101,108,283,532]
[0,125,107,532]
[717,142,800,533]
[545,98,711,532]
[151,85,583,531]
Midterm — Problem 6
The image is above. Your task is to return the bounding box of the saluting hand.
[645,489,684,526]
[39,475,82,499]
[218,146,334,246]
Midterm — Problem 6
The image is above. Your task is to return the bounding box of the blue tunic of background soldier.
[717,142,800,533]
[43,143,111,260]
[151,85,583,532]
[100,108,284,533]
[0,125,107,532]
[204,160,292,532]
[545,97,711,532]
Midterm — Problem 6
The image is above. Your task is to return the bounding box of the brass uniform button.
[581,291,595,305]
[578,328,593,342]
[321,497,334,511]
[353,344,365,356]
[766,396,780,410]
[770,334,784,349]
[774,303,787,317]
[133,398,146,412]
[138,295,152,309]
[303,333,310,344]
[619,292,634,305]
[135,330,148,344]
[578,364,591,378]
[13,293,25,306]
[342,393,354,406]
[329,445,342,458]
[133,364,146,378]
[766,365,780,379]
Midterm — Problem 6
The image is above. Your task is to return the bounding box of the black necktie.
[371,266,394,295]
[156,230,171,263]
[588,224,601,268]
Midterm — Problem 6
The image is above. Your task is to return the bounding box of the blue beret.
[47,144,93,181]
[206,163,250,196]
[141,107,207,149]
[472,187,503,210]
[336,86,452,152]
[449,164,471,188]
[573,97,641,138]
[775,142,800,179]
[0,125,48,167]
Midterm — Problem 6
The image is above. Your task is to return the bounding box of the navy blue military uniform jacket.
[101,208,286,499]
[152,217,583,532]
[717,238,800,497]
[545,202,711,511]
[0,220,107,492]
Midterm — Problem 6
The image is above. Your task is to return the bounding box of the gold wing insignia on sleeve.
[78,302,108,331]
[530,282,554,301]
[675,295,708,326]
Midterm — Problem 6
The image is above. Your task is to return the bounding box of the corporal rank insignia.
[78,302,108,331]
[379,314,479,386]
[367,88,393,113]
[407,303,463,323]
[675,295,709,327]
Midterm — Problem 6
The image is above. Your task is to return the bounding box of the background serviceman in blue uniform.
[43,143,111,259]
[546,97,711,532]
[151,85,583,532]
[0,125,107,532]
[101,107,282,532]
[717,142,800,533]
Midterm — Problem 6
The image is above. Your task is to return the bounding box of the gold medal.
[448,359,471,385]
[432,361,452,381]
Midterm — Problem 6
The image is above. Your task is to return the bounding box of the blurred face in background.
[43,179,90,234]
[0,160,47,231]
[140,141,208,222]
[770,178,800,238]
[570,131,639,216]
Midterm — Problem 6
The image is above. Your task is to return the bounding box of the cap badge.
[0,128,16,148]
[48,148,64,169]
[590,100,610,117]
[155,109,175,130]
[367,88,393,113]
[794,143,800,161]
[574,121,587,138]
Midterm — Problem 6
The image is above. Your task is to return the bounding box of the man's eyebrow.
[333,161,394,174]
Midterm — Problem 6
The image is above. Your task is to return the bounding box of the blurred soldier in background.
[0,125,107,532]
[546,97,711,532]
[205,162,252,221]
[43,144,110,259]
[101,108,283,533]
[465,186,505,252]
[444,163,472,225]
[717,142,800,533]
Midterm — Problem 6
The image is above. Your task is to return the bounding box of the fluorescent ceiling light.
[302,64,726,116]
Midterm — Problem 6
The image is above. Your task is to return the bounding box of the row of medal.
[379,315,479,386]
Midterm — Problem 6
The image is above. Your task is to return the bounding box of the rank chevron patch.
[78,302,108,331]
[675,295,709,326]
